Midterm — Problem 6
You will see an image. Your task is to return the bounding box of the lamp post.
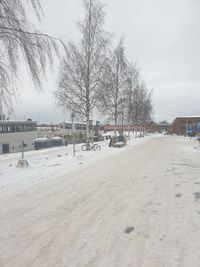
[21,141,24,159]
[71,112,76,157]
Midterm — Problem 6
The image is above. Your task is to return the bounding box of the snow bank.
[0,134,160,195]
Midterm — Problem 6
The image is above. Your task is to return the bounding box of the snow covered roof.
[0,120,37,124]
[34,137,49,142]
[176,115,200,119]
[50,137,63,140]
[63,121,86,124]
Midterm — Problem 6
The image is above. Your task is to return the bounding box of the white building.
[0,120,37,155]
[60,121,103,136]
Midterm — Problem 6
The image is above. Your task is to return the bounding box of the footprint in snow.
[125,226,134,234]
[193,192,200,202]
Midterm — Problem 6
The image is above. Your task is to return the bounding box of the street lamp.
[71,112,76,157]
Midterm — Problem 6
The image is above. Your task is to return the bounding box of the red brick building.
[168,116,200,135]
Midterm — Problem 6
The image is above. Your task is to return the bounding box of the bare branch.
[0,0,60,112]
[56,0,110,144]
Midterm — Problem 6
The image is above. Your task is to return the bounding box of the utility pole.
[21,141,24,159]
[71,112,76,157]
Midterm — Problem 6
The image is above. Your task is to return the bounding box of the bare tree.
[129,80,153,124]
[56,0,110,146]
[125,63,138,124]
[100,37,127,137]
[0,0,59,114]
[139,86,153,123]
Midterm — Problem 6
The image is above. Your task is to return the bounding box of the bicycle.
[81,142,101,151]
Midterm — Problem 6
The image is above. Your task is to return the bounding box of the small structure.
[34,137,49,150]
[34,136,64,150]
[49,137,64,147]
[17,159,29,168]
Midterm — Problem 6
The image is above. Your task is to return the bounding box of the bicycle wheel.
[93,144,101,151]
[81,144,88,151]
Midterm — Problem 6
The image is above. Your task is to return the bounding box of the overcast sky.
[10,0,200,123]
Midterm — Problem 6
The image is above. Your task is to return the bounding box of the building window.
[0,122,37,134]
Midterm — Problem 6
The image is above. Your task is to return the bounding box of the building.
[60,121,103,137]
[0,119,37,154]
[149,122,171,133]
[60,121,88,135]
[37,123,61,138]
[168,116,200,135]
[36,121,103,144]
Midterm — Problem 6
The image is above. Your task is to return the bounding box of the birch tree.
[0,0,58,113]
[125,63,139,125]
[56,0,109,146]
[101,38,127,137]
[114,61,153,134]
[129,80,153,124]
[139,85,153,123]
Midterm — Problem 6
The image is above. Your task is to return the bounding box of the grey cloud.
[12,0,200,123]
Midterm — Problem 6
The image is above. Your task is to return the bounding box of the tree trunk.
[86,112,90,149]
[128,118,131,138]
[114,110,117,138]
[121,107,124,134]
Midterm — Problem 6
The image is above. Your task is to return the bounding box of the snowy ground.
[0,135,200,266]
[0,134,152,194]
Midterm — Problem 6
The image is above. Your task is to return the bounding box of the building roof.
[175,115,200,119]
[63,121,86,125]
[50,137,63,140]
[34,137,49,142]
[0,120,37,125]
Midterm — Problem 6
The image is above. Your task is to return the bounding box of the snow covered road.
[1,136,200,267]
